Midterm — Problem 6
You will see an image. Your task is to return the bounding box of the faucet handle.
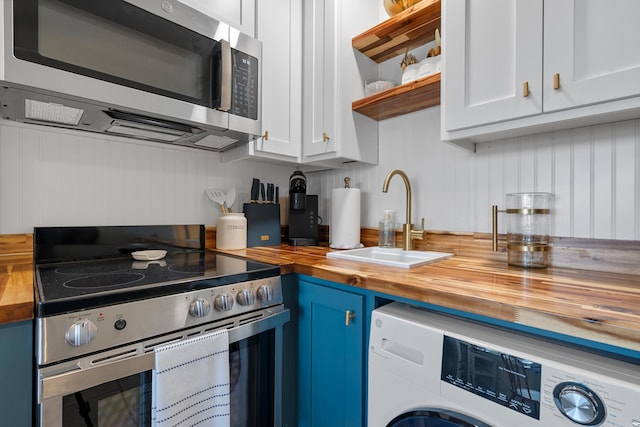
[410,218,425,241]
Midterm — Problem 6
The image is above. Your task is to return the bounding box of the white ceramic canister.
[417,55,441,79]
[216,213,247,250]
[401,63,420,84]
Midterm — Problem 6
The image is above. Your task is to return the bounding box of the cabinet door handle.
[345,310,356,326]
[553,73,560,90]
[523,81,529,97]
[262,130,269,140]
[323,132,330,142]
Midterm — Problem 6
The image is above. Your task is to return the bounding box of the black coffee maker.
[288,170,318,246]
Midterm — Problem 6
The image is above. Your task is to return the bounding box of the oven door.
[37,308,288,427]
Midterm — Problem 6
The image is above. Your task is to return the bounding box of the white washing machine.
[368,302,640,427]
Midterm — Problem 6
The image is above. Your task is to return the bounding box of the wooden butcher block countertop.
[0,263,34,324]
[0,234,34,325]
[215,244,640,355]
[2,232,638,356]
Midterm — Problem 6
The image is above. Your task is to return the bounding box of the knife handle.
[251,178,260,202]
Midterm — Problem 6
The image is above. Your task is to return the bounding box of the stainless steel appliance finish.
[0,0,262,152]
[34,225,287,427]
[36,271,283,365]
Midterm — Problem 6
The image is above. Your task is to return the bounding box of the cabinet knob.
[553,73,560,90]
[323,132,330,142]
[262,130,269,140]
[523,81,529,97]
[345,310,356,326]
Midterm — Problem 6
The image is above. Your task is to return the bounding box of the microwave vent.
[105,110,200,142]
[106,121,188,142]
[194,134,239,150]
[25,99,84,126]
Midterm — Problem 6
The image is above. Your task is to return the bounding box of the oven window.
[230,331,275,427]
[62,372,152,427]
[59,330,275,427]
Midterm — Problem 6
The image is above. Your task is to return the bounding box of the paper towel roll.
[330,188,361,249]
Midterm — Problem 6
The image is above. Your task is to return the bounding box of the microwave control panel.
[231,50,259,120]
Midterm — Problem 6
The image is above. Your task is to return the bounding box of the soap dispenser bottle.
[378,210,396,247]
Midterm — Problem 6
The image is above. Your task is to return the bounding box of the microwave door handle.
[219,39,232,112]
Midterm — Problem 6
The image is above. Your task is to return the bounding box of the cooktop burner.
[63,272,146,289]
[35,251,279,316]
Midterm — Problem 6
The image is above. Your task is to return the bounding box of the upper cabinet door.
[177,0,255,36]
[543,0,640,113]
[301,0,379,167]
[442,0,543,132]
[302,0,338,158]
[254,0,302,161]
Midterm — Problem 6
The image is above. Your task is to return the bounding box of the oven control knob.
[65,319,97,347]
[257,285,274,302]
[189,298,211,317]
[214,294,234,311]
[236,289,255,306]
[553,382,605,426]
[114,318,127,330]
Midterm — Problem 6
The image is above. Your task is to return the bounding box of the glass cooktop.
[35,251,279,316]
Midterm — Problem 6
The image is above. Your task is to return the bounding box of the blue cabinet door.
[298,278,365,427]
[0,320,33,427]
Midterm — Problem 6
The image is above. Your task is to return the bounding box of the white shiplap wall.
[308,107,640,240]
[2,108,639,240]
[0,120,293,234]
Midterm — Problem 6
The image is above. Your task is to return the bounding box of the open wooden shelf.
[352,0,441,63]
[352,0,441,120]
[352,73,440,121]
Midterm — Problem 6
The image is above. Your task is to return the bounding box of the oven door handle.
[227,308,289,343]
[39,351,155,403]
[39,308,290,402]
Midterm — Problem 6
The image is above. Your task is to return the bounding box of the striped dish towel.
[152,329,230,427]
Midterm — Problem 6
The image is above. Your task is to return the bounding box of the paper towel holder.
[329,177,362,250]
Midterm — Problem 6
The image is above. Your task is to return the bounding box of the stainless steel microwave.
[0,0,262,151]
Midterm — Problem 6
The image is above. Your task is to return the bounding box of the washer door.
[388,410,492,427]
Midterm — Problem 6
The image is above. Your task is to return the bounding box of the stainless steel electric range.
[33,224,288,427]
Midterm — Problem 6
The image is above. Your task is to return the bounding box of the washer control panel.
[442,331,640,426]
[541,363,637,426]
[552,382,604,425]
[440,334,640,427]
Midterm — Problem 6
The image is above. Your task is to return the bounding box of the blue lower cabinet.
[298,277,366,427]
[0,320,33,427]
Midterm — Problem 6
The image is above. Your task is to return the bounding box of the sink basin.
[326,247,453,268]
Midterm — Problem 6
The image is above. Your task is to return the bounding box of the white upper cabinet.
[442,0,640,150]
[225,0,378,169]
[177,0,255,36]
[254,0,302,162]
[223,0,302,164]
[442,0,542,131]
[543,1,640,113]
[301,0,379,167]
